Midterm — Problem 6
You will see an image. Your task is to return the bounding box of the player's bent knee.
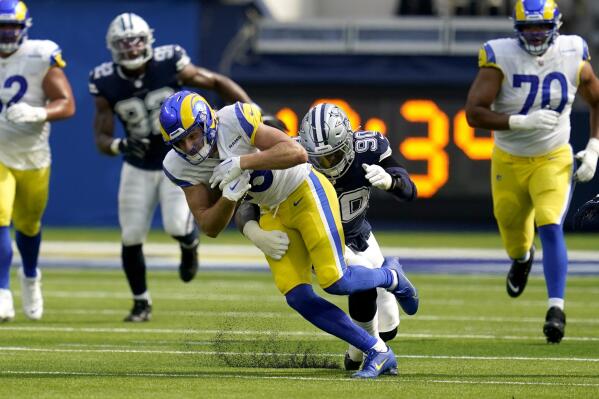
[121,229,146,246]
[379,327,398,342]
[13,221,41,237]
[323,275,354,295]
[285,284,317,311]
[494,198,520,228]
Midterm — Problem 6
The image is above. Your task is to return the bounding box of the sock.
[517,250,531,263]
[324,266,394,295]
[285,284,377,352]
[548,297,564,310]
[370,337,388,352]
[388,270,399,291]
[348,289,378,322]
[15,230,41,278]
[173,228,199,249]
[122,244,147,296]
[538,224,568,299]
[0,226,12,289]
[133,291,151,304]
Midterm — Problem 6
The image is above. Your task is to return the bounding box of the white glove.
[222,170,251,202]
[508,109,559,131]
[575,137,599,182]
[243,220,290,260]
[362,163,392,190]
[210,156,243,190]
[6,103,47,123]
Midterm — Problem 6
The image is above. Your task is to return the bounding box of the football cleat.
[506,245,535,298]
[0,289,15,322]
[543,306,566,344]
[344,350,362,371]
[382,257,419,315]
[179,243,198,283]
[19,268,43,320]
[352,346,398,379]
[124,299,152,322]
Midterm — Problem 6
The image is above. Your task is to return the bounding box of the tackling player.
[89,13,252,322]
[159,91,419,378]
[0,0,75,321]
[465,0,599,343]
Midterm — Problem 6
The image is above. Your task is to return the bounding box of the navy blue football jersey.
[334,130,392,252]
[89,45,190,170]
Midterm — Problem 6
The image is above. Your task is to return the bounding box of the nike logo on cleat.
[507,280,520,293]
[374,359,388,371]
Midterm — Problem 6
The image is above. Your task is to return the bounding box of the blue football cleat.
[383,257,419,315]
[352,346,398,379]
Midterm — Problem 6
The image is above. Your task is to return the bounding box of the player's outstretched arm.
[574,62,599,182]
[41,66,75,121]
[178,64,252,104]
[239,124,308,170]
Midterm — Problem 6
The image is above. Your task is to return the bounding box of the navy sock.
[538,224,568,299]
[324,265,394,295]
[0,226,12,289]
[15,230,41,278]
[286,284,377,352]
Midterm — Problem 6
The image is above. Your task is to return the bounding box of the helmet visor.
[112,35,149,62]
[309,148,346,171]
[0,23,24,50]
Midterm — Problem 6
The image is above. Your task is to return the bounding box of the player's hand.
[117,137,151,158]
[6,103,47,123]
[222,170,251,202]
[362,163,392,190]
[508,109,559,131]
[574,138,599,182]
[243,220,289,260]
[210,156,243,189]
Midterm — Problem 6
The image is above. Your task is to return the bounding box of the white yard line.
[1,326,598,341]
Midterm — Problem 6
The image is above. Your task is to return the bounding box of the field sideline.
[1,228,598,398]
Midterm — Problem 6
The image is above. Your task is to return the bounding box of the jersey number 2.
[0,75,28,113]
[513,72,568,114]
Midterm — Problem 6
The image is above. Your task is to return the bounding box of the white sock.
[133,291,151,304]
[388,271,399,291]
[370,337,387,353]
[548,297,564,310]
[517,250,531,263]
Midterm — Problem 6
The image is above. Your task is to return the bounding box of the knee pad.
[348,289,377,322]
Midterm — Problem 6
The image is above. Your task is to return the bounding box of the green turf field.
[1,266,598,398]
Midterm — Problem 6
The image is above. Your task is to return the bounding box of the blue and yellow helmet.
[513,0,561,56]
[0,0,31,53]
[159,91,218,165]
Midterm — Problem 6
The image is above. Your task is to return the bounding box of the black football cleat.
[179,244,199,283]
[543,306,566,344]
[124,299,152,322]
[506,245,535,298]
[344,351,362,371]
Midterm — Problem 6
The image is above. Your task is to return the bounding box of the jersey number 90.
[114,87,175,138]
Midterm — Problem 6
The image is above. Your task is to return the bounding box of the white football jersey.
[479,35,589,156]
[0,39,66,169]
[163,102,311,208]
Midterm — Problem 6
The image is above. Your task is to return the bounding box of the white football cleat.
[19,268,43,320]
[0,288,15,322]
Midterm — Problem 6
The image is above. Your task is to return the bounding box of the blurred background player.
[89,13,253,322]
[297,102,417,370]
[160,91,418,378]
[573,194,599,231]
[0,0,75,321]
[465,0,599,343]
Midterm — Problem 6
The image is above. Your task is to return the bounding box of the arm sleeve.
[378,156,417,202]
[234,201,260,234]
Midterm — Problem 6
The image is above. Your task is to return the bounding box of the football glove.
[243,220,289,260]
[573,195,599,231]
[112,137,151,158]
[362,163,392,190]
[210,156,243,190]
[574,138,599,183]
[508,109,559,131]
[222,170,251,202]
[6,103,47,123]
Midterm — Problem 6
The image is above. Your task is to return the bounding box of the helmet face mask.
[106,13,154,70]
[0,1,32,54]
[299,103,355,179]
[160,91,218,165]
[513,0,561,56]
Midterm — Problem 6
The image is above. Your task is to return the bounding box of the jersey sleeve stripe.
[235,102,257,142]
[582,39,591,61]
[50,49,66,68]
[163,167,193,188]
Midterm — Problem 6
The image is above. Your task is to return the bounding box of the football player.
[0,0,75,321]
[89,13,253,322]
[465,0,599,343]
[573,194,599,231]
[239,103,417,370]
[159,91,419,378]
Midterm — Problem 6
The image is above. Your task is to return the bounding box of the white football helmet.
[106,13,154,70]
[298,103,355,179]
